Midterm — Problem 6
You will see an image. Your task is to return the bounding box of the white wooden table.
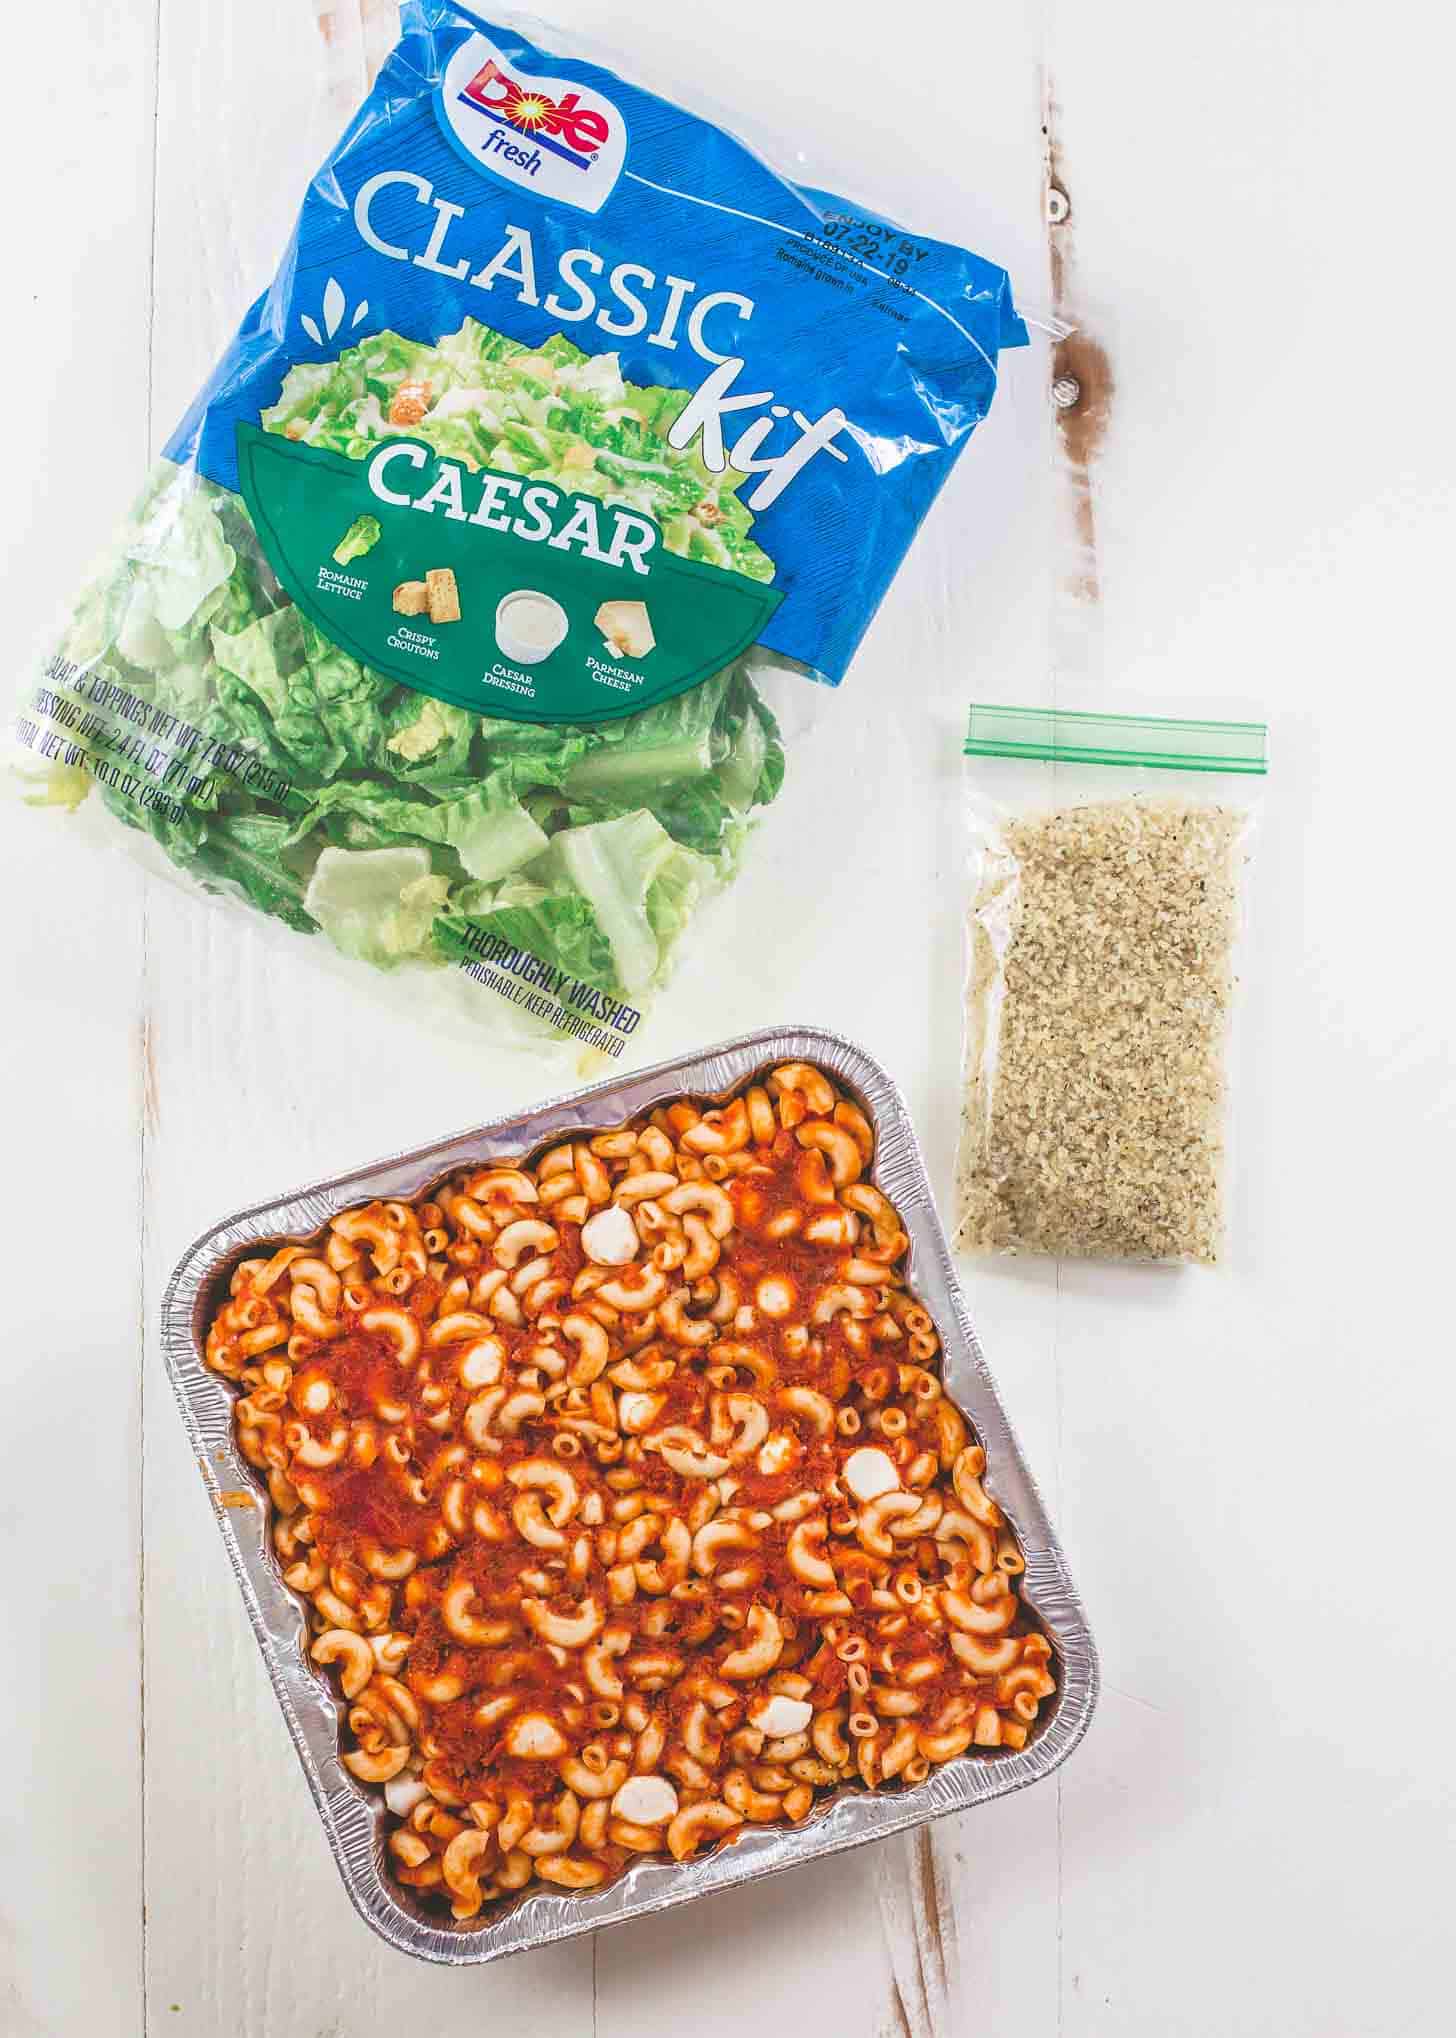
[4,3,1453,2032]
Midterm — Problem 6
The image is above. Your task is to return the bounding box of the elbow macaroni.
[205,1064,1055,1920]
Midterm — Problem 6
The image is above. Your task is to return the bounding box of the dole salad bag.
[10,3,1024,1061]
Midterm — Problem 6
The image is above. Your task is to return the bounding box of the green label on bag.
[236,424,783,726]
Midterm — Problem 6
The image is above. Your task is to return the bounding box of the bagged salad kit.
[9,2,1025,1061]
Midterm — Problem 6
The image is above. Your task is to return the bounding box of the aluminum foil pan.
[161,1025,1098,1964]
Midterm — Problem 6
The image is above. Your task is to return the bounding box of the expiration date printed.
[816,212,933,274]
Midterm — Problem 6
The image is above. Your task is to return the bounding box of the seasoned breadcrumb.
[955,797,1242,1263]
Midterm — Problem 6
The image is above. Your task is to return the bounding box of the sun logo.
[504,90,552,133]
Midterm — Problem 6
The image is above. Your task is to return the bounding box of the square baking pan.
[160,1024,1098,1963]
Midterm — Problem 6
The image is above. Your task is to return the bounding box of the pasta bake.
[204,1062,1055,1918]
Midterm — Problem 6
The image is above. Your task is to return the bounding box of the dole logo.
[438,33,627,215]
[461,59,607,166]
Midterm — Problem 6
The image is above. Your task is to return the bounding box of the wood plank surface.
[0,5,156,2032]
[1,2,1452,2034]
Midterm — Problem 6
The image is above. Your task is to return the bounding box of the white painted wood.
[4,0,1453,2032]
[1044,7,1456,2033]
[0,5,154,2034]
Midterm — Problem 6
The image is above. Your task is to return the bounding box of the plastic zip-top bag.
[10,2,1026,1065]
[954,704,1269,1265]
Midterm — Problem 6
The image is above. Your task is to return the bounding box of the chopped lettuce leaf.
[16,758,91,810]
[647,840,717,973]
[258,360,336,433]
[302,846,448,967]
[445,877,618,996]
[123,485,237,632]
[212,607,353,783]
[385,697,458,763]
[382,695,473,781]
[301,622,392,771]
[444,792,550,883]
[535,810,715,997]
[195,813,316,931]
[211,608,306,722]
[288,775,548,883]
[718,681,781,810]
[21,396,788,1023]
[563,676,726,805]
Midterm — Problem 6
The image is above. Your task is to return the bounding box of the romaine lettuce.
[20,328,785,1031]
[442,880,619,996]
[535,811,714,997]
[332,515,381,565]
[261,317,773,583]
[302,847,449,967]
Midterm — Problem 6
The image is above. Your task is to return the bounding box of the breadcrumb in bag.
[955,705,1268,1264]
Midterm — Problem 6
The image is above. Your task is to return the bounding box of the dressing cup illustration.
[495,588,568,664]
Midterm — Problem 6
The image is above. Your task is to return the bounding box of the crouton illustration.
[426,568,461,624]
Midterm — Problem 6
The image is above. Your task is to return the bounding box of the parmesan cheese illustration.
[594,598,655,660]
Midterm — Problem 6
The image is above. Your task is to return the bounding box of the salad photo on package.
[11,1,1025,1057]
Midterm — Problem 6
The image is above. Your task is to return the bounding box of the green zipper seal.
[964,703,1268,775]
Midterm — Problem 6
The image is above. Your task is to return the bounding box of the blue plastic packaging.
[12,2,1026,1061]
